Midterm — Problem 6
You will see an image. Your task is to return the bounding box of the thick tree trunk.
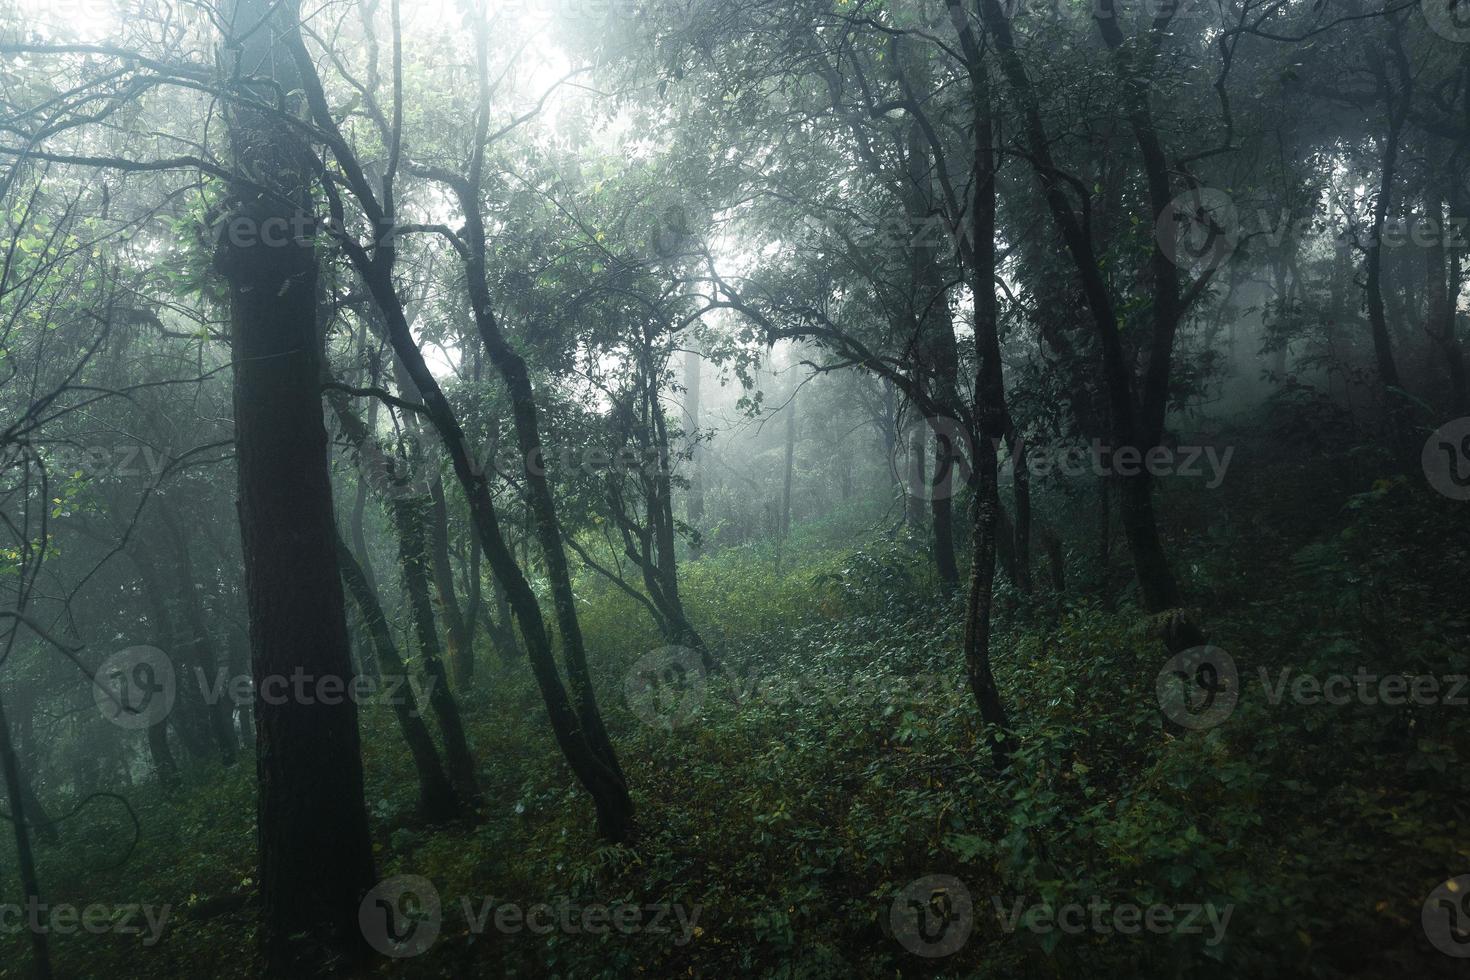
[219,1,376,968]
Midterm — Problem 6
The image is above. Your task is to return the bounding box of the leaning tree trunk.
[392,497,481,803]
[218,0,376,969]
[335,532,460,822]
[326,386,481,802]
[286,7,633,840]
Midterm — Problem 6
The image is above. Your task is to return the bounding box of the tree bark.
[219,1,376,968]
[0,692,51,978]
[335,532,460,822]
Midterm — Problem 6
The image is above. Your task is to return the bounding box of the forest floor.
[4,442,1469,979]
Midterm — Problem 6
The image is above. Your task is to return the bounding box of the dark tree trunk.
[1364,29,1413,460]
[159,509,238,765]
[335,532,461,822]
[290,10,633,840]
[0,693,51,978]
[984,0,1191,616]
[428,476,473,690]
[781,389,796,537]
[906,423,926,528]
[392,497,481,802]
[947,2,1013,764]
[219,1,376,969]
[326,387,480,802]
[683,346,705,536]
[1427,179,1468,415]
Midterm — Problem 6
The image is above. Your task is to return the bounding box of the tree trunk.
[683,346,705,538]
[219,1,376,968]
[0,692,51,978]
[906,423,926,528]
[1364,36,1412,460]
[335,532,460,822]
[326,386,480,802]
[159,508,238,766]
[1428,178,1468,415]
[781,388,797,537]
[429,476,473,690]
[392,497,481,802]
